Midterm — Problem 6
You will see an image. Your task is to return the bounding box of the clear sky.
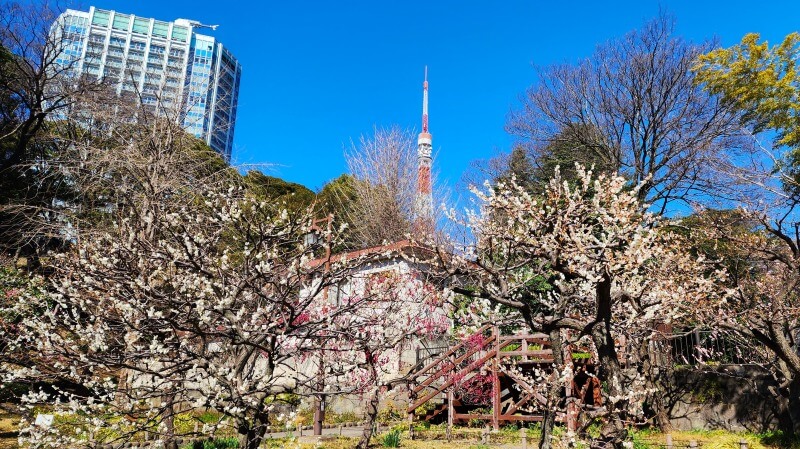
[65,0,800,192]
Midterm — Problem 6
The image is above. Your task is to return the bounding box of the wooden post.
[446,387,453,440]
[740,439,748,449]
[408,385,415,440]
[666,433,673,449]
[492,325,500,431]
[408,376,419,440]
[690,440,697,449]
[298,423,303,437]
[338,424,343,436]
[522,338,528,362]
[447,353,454,441]
[521,427,528,449]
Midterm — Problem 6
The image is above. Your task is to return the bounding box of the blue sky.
[68,0,800,192]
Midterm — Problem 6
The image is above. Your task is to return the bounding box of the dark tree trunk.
[651,390,673,432]
[539,327,566,449]
[639,334,673,432]
[590,278,627,449]
[243,409,270,449]
[356,387,381,449]
[163,393,178,449]
[780,376,800,438]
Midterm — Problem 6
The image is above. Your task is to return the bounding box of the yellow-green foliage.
[377,400,403,423]
[631,429,799,449]
[672,430,767,449]
[694,32,800,148]
[325,411,359,424]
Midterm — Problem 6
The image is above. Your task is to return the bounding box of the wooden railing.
[408,326,555,430]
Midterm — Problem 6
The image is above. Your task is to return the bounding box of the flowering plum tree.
[310,260,450,448]
[3,177,401,449]
[437,165,725,448]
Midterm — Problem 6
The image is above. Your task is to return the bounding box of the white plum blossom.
[3,183,437,449]
[436,165,727,449]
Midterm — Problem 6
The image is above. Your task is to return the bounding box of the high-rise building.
[52,7,242,161]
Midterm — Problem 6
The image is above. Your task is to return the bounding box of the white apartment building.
[53,7,242,161]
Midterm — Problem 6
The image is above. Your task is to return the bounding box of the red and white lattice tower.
[415,66,433,234]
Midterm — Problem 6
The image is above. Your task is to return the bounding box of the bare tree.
[507,13,743,213]
[0,1,108,258]
[339,126,419,247]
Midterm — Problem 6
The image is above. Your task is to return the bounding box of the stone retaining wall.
[666,365,779,432]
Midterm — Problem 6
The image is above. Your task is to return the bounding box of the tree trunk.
[163,393,178,449]
[243,409,270,449]
[590,278,627,449]
[650,390,673,432]
[356,387,381,449]
[640,335,673,432]
[591,321,627,449]
[781,375,800,438]
[539,327,565,449]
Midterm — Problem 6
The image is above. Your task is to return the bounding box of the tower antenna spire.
[422,66,429,133]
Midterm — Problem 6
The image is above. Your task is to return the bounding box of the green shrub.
[499,423,518,436]
[265,393,299,406]
[377,401,402,423]
[467,407,490,427]
[757,430,800,449]
[181,437,239,449]
[390,423,407,433]
[293,407,313,426]
[412,421,431,431]
[381,429,401,447]
[325,411,358,424]
[413,401,436,417]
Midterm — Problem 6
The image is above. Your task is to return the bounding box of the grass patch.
[381,429,401,447]
[629,429,800,449]
[180,437,239,449]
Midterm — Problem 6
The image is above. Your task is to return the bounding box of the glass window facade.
[132,17,149,34]
[52,8,240,161]
[53,13,89,75]
[152,21,168,38]
[91,10,109,26]
[171,26,188,42]
[112,14,130,31]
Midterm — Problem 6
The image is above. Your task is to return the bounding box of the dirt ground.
[0,413,18,449]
